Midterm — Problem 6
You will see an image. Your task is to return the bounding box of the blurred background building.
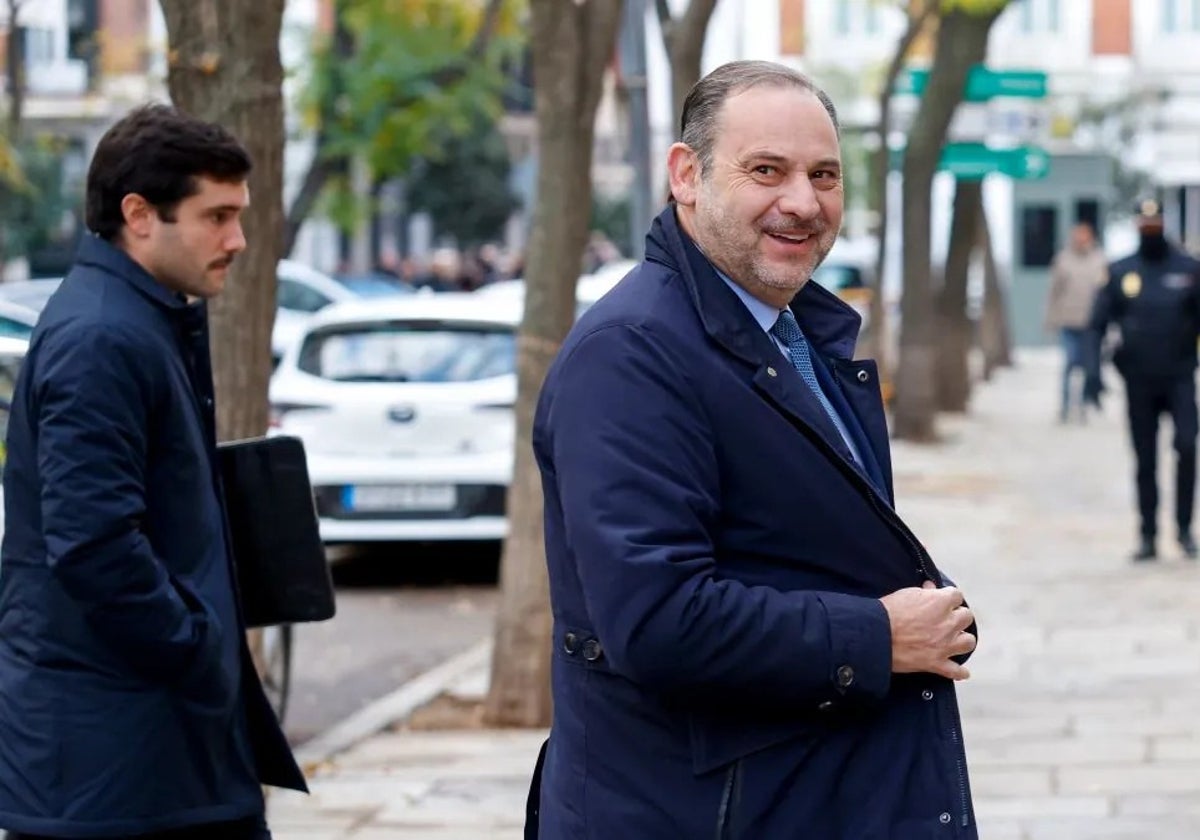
[2,0,1199,343]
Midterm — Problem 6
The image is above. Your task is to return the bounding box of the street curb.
[293,638,493,770]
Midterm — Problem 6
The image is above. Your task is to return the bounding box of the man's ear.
[120,194,155,241]
[667,143,700,207]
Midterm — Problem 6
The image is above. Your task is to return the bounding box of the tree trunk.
[161,0,284,444]
[6,0,25,139]
[936,178,981,412]
[893,7,1001,441]
[656,0,718,136]
[161,0,284,682]
[483,0,623,729]
[869,1,934,365]
[978,207,1013,378]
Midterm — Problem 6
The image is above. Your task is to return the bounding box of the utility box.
[1008,152,1115,347]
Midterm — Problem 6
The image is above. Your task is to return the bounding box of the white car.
[0,263,396,367]
[269,294,522,543]
[269,271,631,544]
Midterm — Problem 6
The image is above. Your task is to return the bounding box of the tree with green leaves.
[892,0,1010,440]
[405,114,519,248]
[654,0,719,135]
[287,0,520,255]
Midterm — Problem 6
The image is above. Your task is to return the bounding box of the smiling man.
[0,105,305,839]
[527,62,979,839]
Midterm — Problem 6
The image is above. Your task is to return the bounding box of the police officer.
[1086,199,1200,562]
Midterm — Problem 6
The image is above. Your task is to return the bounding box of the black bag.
[217,435,336,628]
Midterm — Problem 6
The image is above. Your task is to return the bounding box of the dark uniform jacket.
[531,206,978,839]
[1091,246,1200,380]
[0,235,305,838]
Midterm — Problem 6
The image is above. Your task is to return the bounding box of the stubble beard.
[695,198,832,300]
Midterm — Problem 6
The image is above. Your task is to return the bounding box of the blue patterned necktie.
[770,310,862,465]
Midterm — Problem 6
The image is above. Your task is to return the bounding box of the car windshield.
[0,280,61,313]
[298,321,516,383]
[811,263,865,293]
[337,276,415,298]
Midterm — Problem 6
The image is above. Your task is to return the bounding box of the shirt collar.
[716,269,784,335]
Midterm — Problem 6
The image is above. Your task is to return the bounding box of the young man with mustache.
[0,104,305,839]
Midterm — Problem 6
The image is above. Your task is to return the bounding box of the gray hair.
[679,60,840,176]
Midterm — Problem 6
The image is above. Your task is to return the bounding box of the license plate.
[344,484,457,512]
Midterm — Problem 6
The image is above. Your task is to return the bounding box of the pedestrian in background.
[527,61,979,839]
[1045,220,1106,423]
[0,104,305,839]
[1087,199,1200,562]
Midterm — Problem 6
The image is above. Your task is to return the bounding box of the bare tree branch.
[677,0,717,53]
[654,0,672,27]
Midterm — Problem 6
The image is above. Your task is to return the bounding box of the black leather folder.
[217,435,336,628]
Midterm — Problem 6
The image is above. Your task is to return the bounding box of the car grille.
[313,483,507,520]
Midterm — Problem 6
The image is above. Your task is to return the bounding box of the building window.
[1018,0,1061,33]
[1163,0,1179,31]
[1021,205,1058,268]
[1161,0,1200,30]
[865,1,880,34]
[23,27,56,66]
[834,0,852,36]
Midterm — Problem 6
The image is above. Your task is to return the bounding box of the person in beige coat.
[1046,222,1107,422]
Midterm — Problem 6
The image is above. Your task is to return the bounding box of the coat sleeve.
[541,323,892,707]
[35,323,221,685]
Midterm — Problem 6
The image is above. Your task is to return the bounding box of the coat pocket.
[687,707,819,776]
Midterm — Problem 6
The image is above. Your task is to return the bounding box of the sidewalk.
[270,349,1200,840]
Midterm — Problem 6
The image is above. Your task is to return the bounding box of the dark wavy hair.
[85,103,252,241]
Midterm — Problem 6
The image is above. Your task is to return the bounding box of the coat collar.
[645,205,892,498]
[74,233,196,313]
[644,205,862,365]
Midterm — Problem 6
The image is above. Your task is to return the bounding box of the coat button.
[582,639,604,662]
[817,700,835,712]
[563,632,579,655]
[856,370,870,383]
[939,812,952,825]
[836,665,855,688]
[766,366,777,377]
[922,689,934,701]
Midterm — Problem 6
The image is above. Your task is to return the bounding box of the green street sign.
[938,142,1051,180]
[895,65,1048,101]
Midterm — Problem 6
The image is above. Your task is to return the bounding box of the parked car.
[0,278,62,315]
[270,294,520,543]
[0,262,404,368]
[475,258,637,310]
[0,299,40,340]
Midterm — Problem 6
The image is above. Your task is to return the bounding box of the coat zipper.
[945,694,971,827]
[714,760,741,840]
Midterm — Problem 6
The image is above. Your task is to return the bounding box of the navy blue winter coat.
[532,207,978,839]
[0,235,305,837]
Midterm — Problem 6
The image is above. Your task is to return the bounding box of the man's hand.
[879,581,976,681]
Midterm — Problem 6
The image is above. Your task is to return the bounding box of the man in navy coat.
[0,105,305,838]
[531,61,979,838]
